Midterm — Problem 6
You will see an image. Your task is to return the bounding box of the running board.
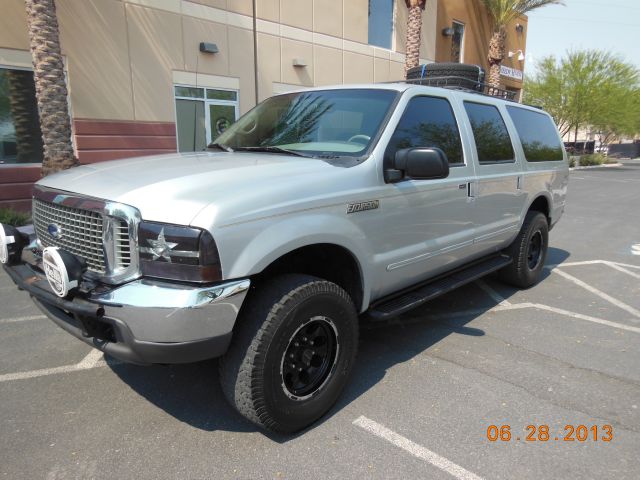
[367,255,512,321]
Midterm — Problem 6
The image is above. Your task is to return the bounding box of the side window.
[463,102,514,164]
[385,96,464,167]
[506,106,564,162]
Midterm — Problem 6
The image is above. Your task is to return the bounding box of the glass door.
[207,103,238,144]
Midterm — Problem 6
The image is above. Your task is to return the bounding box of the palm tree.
[24,0,76,176]
[404,0,427,77]
[480,0,563,88]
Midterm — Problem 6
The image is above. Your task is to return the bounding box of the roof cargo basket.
[402,62,517,101]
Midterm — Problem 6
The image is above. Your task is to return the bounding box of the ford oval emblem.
[47,223,62,239]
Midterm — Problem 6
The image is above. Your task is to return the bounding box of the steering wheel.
[347,134,371,145]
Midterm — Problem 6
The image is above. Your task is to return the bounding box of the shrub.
[577,153,607,166]
[0,208,31,227]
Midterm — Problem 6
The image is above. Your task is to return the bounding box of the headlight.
[138,222,221,283]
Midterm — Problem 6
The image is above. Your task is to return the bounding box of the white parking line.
[548,260,606,268]
[0,350,109,383]
[526,303,640,334]
[612,261,640,270]
[0,315,46,324]
[447,303,640,335]
[551,268,640,320]
[605,262,640,280]
[353,416,484,480]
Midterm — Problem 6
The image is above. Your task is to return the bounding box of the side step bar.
[367,254,512,321]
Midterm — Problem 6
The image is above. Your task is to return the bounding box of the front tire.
[219,274,358,433]
[499,211,549,288]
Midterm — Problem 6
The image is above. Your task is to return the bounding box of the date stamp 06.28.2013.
[487,424,613,443]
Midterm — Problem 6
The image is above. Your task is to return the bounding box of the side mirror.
[386,148,450,182]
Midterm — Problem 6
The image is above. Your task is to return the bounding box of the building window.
[174,86,239,152]
[450,21,465,63]
[0,67,43,164]
[368,0,394,50]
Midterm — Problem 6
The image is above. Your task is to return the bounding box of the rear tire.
[499,211,549,288]
[219,274,358,433]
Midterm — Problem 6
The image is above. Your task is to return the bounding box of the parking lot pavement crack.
[432,318,640,389]
[422,351,640,434]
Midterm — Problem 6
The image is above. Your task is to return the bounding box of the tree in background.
[525,50,640,144]
[480,0,563,87]
[24,0,76,176]
[404,0,427,77]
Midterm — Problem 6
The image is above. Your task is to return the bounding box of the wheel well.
[256,244,364,311]
[529,196,550,222]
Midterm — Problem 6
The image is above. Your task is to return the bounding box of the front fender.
[218,213,374,310]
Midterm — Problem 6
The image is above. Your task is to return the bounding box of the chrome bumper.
[90,277,250,343]
[3,251,250,364]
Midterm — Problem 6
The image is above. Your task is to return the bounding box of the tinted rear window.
[506,106,564,162]
[464,102,514,164]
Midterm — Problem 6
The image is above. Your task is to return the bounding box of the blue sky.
[525,0,640,71]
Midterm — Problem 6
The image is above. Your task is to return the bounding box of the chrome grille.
[33,199,131,274]
[115,220,131,269]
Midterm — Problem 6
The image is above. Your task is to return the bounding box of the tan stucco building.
[1,0,527,210]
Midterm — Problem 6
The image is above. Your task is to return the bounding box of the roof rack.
[386,76,517,102]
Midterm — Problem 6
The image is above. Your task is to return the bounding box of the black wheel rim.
[281,316,339,400]
[527,231,543,270]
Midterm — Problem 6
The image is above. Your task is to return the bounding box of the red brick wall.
[74,119,177,163]
[1,119,177,212]
[0,164,41,212]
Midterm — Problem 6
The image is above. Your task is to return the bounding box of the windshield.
[211,89,398,158]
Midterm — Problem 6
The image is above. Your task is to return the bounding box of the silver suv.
[1,81,568,433]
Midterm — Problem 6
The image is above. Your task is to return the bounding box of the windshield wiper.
[207,142,234,152]
[232,146,311,158]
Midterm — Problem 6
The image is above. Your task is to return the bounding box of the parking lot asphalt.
[1,160,639,480]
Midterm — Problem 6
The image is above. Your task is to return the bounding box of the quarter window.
[506,106,564,162]
[464,102,514,164]
[174,86,239,152]
[385,96,464,166]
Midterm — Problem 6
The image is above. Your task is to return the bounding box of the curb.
[569,163,623,171]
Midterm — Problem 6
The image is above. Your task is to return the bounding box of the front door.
[371,95,477,297]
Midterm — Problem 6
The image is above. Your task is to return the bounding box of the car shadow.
[108,247,571,441]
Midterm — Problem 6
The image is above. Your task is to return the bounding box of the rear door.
[459,100,527,251]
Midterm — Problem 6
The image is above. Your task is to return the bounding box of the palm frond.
[480,0,564,28]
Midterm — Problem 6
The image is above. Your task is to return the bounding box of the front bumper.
[3,252,250,365]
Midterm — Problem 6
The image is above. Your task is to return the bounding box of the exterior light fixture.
[199,42,219,54]
[292,58,307,67]
[515,23,524,33]
[508,50,525,61]
[441,27,454,37]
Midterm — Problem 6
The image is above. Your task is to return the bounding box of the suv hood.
[37,152,344,225]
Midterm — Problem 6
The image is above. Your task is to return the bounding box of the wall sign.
[500,65,524,81]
